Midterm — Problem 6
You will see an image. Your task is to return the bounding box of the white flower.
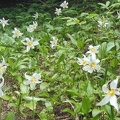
[22,37,39,52]
[117,11,120,19]
[33,12,39,20]
[27,21,38,32]
[0,18,9,28]
[96,77,120,111]
[60,1,68,8]
[77,55,89,66]
[0,57,7,78]
[32,21,38,29]
[27,25,35,32]
[98,20,109,27]
[50,36,58,49]
[83,55,100,73]
[24,73,42,90]
[55,8,62,16]
[12,28,23,38]
[87,45,100,56]
[0,77,4,97]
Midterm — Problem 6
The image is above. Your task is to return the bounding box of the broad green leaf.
[107,42,115,52]
[67,34,77,46]
[24,101,36,110]
[40,82,50,90]
[87,81,93,96]
[92,109,103,117]
[57,54,65,63]
[20,83,29,94]
[4,112,15,120]
[82,97,91,114]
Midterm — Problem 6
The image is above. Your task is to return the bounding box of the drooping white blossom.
[60,1,68,8]
[97,77,120,111]
[117,11,120,19]
[87,45,100,57]
[12,28,23,38]
[55,8,62,16]
[27,21,38,32]
[33,12,39,20]
[83,55,100,73]
[50,36,58,49]
[0,77,4,97]
[98,20,109,27]
[0,57,7,78]
[24,73,42,90]
[0,18,9,28]
[77,55,89,66]
[22,37,39,52]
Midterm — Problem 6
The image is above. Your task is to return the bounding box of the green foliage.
[0,0,120,119]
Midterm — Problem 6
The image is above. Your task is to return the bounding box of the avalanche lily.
[55,8,62,16]
[50,36,58,49]
[83,55,100,73]
[98,20,109,27]
[33,12,39,20]
[117,11,120,19]
[60,1,68,8]
[0,18,9,28]
[32,21,38,29]
[24,73,42,90]
[22,37,39,52]
[87,45,100,56]
[97,77,120,111]
[27,25,35,32]
[77,55,89,66]
[12,28,23,38]
[0,57,7,78]
[0,77,4,97]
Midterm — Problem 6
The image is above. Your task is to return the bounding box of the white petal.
[0,77,4,88]
[102,84,109,93]
[33,73,41,80]
[33,41,39,46]
[0,89,4,97]
[23,80,30,85]
[96,95,110,106]
[95,65,101,71]
[115,90,120,96]
[83,65,93,73]
[110,96,118,111]
[110,78,118,89]
[36,81,42,84]
[26,46,30,52]
[25,73,31,80]
[2,56,6,65]
[30,83,35,90]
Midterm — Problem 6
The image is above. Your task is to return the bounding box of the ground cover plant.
[0,0,120,120]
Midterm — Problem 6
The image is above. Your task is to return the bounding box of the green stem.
[111,106,114,120]
[18,94,21,117]
[32,92,35,120]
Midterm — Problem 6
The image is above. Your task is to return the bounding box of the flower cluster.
[55,1,68,16]
[27,21,38,32]
[77,45,100,73]
[97,77,120,111]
